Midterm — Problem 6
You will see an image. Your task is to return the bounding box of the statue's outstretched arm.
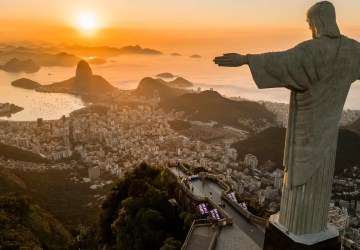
[214,53,248,67]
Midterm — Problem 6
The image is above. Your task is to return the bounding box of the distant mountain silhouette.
[232,127,360,174]
[133,77,188,101]
[190,54,201,58]
[342,117,360,135]
[156,72,175,78]
[154,77,193,88]
[0,46,81,67]
[161,90,275,131]
[38,52,80,67]
[170,53,181,56]
[11,78,41,89]
[119,45,162,55]
[37,60,116,95]
[86,57,106,65]
[167,77,193,88]
[0,58,40,73]
[64,44,162,57]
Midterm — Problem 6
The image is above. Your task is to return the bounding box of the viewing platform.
[168,165,265,250]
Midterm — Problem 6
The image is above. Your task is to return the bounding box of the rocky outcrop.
[73,60,93,93]
[134,77,188,101]
[11,78,41,89]
[36,60,116,95]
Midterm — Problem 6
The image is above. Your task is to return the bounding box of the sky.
[1,0,360,54]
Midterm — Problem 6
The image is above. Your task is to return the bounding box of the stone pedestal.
[263,214,341,250]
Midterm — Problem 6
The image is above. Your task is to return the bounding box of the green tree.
[92,163,188,249]
[160,237,182,250]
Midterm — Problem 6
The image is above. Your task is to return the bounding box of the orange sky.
[1,1,360,55]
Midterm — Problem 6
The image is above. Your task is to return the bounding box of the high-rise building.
[153,90,160,109]
[227,148,238,161]
[274,172,283,190]
[244,154,258,168]
[37,118,43,127]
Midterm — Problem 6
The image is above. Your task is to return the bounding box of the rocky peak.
[75,60,92,78]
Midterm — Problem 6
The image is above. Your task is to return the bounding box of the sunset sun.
[78,12,97,31]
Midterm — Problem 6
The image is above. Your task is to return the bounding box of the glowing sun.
[78,12,97,30]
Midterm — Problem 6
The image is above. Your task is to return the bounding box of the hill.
[342,117,360,135]
[37,60,117,95]
[0,193,72,249]
[11,78,41,89]
[156,72,176,78]
[166,77,193,88]
[89,163,189,250]
[232,127,286,167]
[119,45,163,55]
[0,47,81,67]
[0,142,49,163]
[232,127,360,174]
[0,165,112,232]
[335,129,360,173]
[70,104,110,116]
[0,58,40,73]
[133,77,188,101]
[0,104,23,117]
[37,52,80,67]
[161,90,275,132]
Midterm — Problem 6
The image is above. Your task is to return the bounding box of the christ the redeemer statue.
[215,1,360,240]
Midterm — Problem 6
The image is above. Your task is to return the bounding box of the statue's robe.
[247,36,360,234]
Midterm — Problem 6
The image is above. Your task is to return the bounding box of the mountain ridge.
[232,127,360,174]
[161,90,275,132]
[133,77,188,101]
[0,58,40,73]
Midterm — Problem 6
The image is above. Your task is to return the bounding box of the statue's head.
[306,1,340,39]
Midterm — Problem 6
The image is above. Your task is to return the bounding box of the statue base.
[263,214,341,250]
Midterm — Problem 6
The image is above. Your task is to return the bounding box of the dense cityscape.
[1,95,360,247]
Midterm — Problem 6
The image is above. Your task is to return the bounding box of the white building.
[273,170,283,190]
[227,148,238,161]
[244,154,258,168]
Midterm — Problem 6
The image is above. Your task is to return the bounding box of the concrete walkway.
[186,226,214,250]
[170,167,265,250]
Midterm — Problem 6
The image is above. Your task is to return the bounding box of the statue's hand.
[213,53,248,67]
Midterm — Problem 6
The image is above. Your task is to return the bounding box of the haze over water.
[1,51,360,121]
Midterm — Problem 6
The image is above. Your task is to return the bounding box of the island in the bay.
[0,103,24,117]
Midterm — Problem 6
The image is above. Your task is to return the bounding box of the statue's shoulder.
[294,36,360,52]
[292,39,319,52]
[341,35,360,48]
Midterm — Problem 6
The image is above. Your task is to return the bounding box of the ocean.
[1,54,360,121]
